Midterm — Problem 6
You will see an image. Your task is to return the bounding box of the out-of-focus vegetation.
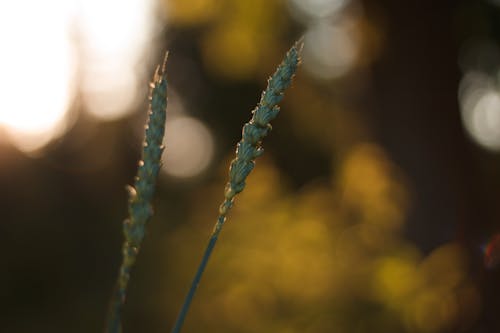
[161,148,478,333]
[1,0,500,332]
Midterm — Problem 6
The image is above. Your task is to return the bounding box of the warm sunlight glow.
[78,0,155,120]
[0,0,76,152]
[0,0,158,151]
[288,0,349,22]
[303,21,357,79]
[459,71,500,151]
[162,116,214,178]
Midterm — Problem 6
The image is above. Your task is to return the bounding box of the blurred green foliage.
[157,147,478,333]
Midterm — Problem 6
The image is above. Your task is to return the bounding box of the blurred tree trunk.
[363,0,499,330]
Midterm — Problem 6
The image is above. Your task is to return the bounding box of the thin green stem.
[170,215,225,333]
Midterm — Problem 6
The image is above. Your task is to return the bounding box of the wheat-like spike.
[170,41,302,333]
[106,52,169,333]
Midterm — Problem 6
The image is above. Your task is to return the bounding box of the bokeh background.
[1,0,500,332]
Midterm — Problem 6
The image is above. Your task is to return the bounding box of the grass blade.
[170,41,302,333]
[106,52,169,333]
